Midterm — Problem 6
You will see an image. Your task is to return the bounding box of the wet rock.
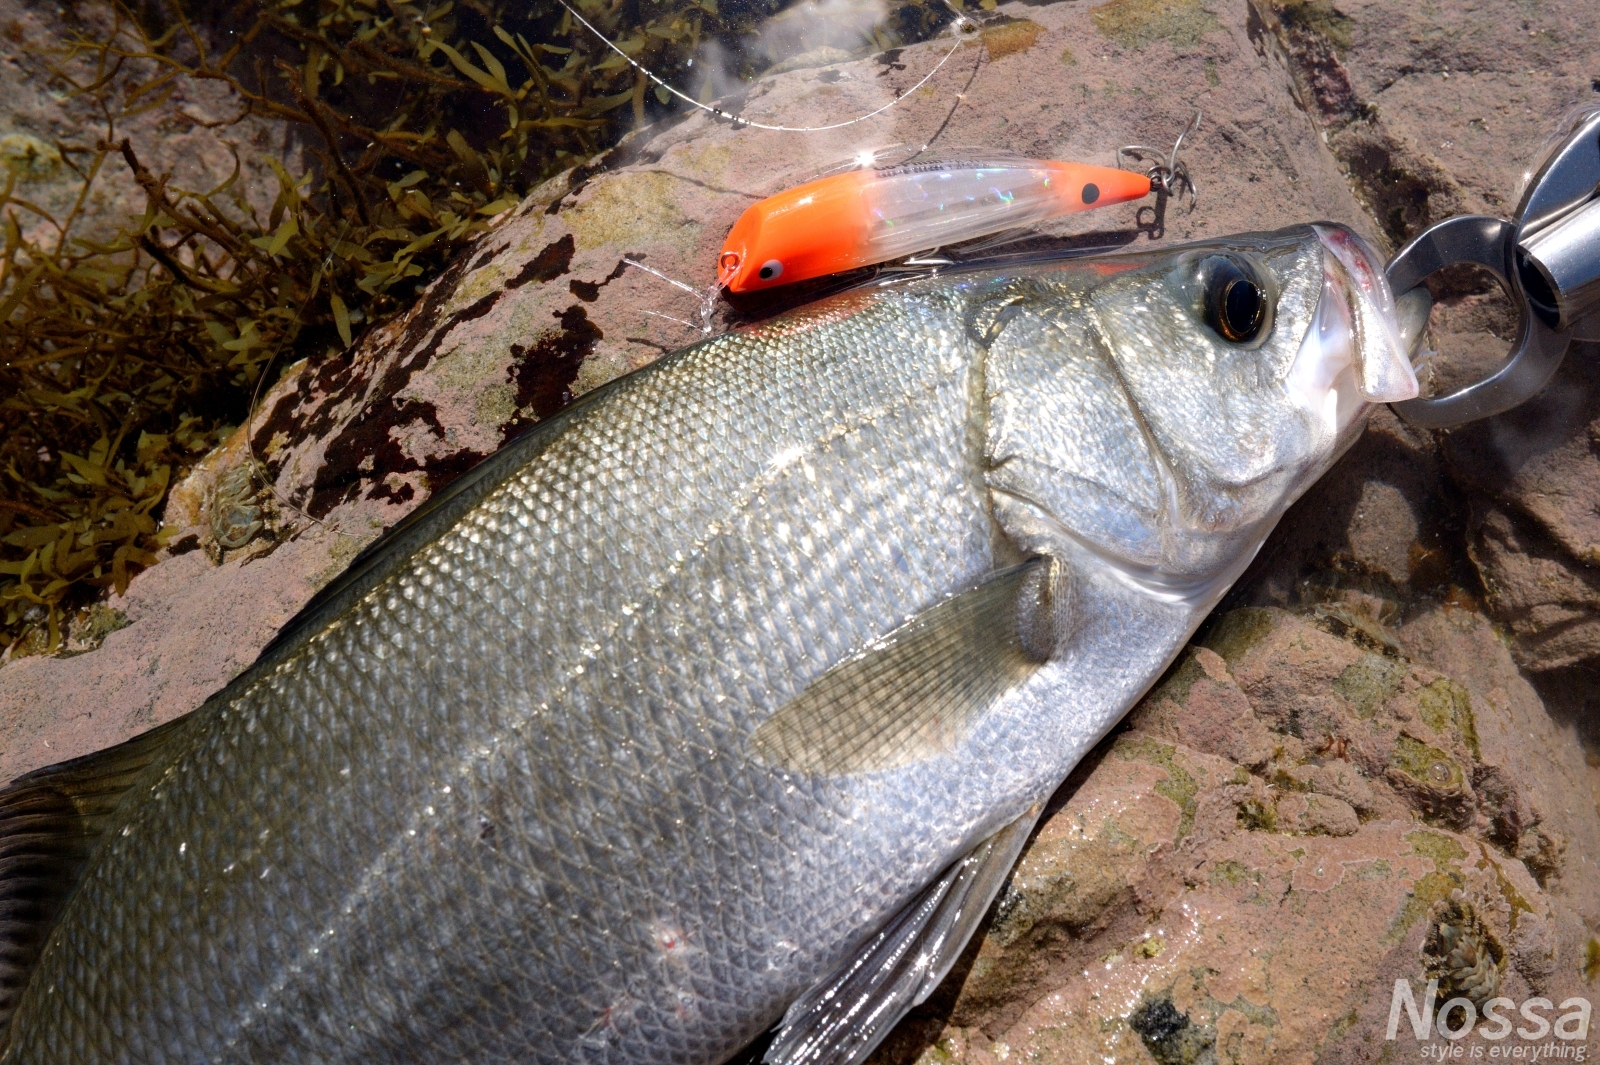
[1287,759,1379,815]
[0,0,1372,778]
[1249,0,1594,249]
[1237,404,1458,609]
[0,1,1596,1061]
[1439,346,1600,680]
[1246,0,1600,692]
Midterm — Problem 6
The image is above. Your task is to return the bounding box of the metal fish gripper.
[1386,107,1600,428]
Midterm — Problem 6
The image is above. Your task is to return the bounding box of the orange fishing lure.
[717,159,1154,293]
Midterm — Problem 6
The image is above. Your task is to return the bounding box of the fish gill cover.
[0,0,956,655]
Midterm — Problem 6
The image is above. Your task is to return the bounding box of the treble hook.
[1117,111,1201,207]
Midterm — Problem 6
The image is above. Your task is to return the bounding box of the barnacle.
[208,464,266,553]
[1424,901,1503,1007]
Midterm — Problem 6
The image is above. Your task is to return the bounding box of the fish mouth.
[1284,225,1419,434]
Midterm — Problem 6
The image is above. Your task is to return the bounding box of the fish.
[0,223,1418,1065]
[718,158,1154,292]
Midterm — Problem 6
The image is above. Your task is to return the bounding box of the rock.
[1248,0,1600,687]
[871,609,1600,1063]
[1439,347,1600,677]
[1235,403,1454,610]
[1250,0,1595,248]
[1,0,1599,1061]
[1287,759,1378,814]
[0,0,1374,779]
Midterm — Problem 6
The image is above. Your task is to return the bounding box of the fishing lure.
[718,157,1156,293]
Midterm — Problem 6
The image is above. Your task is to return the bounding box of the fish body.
[0,226,1414,1064]
[718,159,1152,292]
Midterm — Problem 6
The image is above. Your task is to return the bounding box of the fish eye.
[759,259,784,281]
[1201,255,1269,344]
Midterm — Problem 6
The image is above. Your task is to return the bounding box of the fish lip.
[1286,225,1419,434]
[1313,224,1419,403]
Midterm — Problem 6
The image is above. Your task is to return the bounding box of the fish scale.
[0,226,1416,1065]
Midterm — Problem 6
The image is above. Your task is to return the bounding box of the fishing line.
[622,257,718,334]
[554,0,976,134]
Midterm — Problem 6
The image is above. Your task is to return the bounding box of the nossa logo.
[1387,979,1592,1058]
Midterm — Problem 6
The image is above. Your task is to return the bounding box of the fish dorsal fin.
[751,558,1068,776]
[0,715,193,1031]
[765,806,1042,1065]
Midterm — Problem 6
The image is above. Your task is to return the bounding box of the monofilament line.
[554,0,974,134]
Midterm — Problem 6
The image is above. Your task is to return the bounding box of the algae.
[1115,735,1200,841]
[562,170,699,255]
[1237,796,1278,832]
[1215,994,1278,1028]
[474,385,519,430]
[980,18,1043,61]
[1129,995,1217,1065]
[57,603,131,657]
[1273,0,1355,54]
[1408,828,1468,868]
[1148,649,1208,708]
[1417,678,1480,759]
[1092,0,1221,52]
[1208,859,1261,887]
[1134,935,1166,958]
[1389,734,1463,791]
[0,0,955,652]
[1387,828,1467,943]
[1332,652,1404,719]
[1325,1008,1362,1045]
[0,134,62,182]
[1201,608,1275,666]
[1474,844,1536,932]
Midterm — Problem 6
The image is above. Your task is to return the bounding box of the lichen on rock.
[0,0,1596,1061]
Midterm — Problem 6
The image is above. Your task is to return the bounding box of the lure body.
[718,159,1152,292]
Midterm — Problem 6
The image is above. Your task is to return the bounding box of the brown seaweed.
[1,0,956,653]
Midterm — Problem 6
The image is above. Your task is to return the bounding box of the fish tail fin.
[0,715,193,1036]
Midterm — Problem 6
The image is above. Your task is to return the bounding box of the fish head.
[977,223,1418,594]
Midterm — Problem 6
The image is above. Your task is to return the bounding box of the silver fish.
[0,224,1415,1065]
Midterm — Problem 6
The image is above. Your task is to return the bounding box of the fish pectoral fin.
[764,805,1043,1065]
[751,557,1070,776]
[0,713,195,1033]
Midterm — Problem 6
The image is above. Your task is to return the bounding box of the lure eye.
[758,259,783,281]
[1201,256,1268,343]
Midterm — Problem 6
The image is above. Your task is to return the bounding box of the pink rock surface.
[2,1,1598,1061]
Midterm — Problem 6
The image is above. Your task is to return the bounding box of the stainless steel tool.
[1388,107,1600,428]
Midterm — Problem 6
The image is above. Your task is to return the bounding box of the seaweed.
[0,0,949,654]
